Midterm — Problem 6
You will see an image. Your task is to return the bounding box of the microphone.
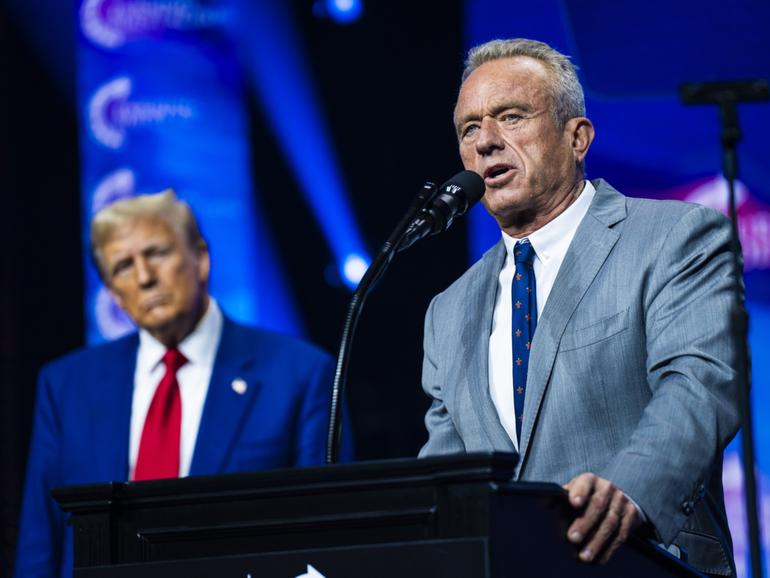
[326,169,484,463]
[397,170,485,252]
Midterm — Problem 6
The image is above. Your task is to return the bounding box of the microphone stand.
[681,79,769,578]
[325,181,438,464]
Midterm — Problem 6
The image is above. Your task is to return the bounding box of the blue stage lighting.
[313,0,363,24]
[230,0,371,292]
[341,253,370,289]
[327,0,363,24]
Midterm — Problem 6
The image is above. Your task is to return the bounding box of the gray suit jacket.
[419,179,741,576]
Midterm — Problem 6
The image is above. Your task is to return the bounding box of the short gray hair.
[91,189,205,279]
[462,38,585,128]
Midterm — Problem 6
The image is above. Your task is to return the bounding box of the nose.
[475,117,504,156]
[134,256,157,288]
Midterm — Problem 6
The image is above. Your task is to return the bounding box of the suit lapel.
[515,180,627,476]
[91,334,137,481]
[462,240,516,453]
[189,319,262,476]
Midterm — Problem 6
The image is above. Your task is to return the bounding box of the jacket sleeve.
[418,295,466,457]
[14,367,65,578]
[599,205,742,544]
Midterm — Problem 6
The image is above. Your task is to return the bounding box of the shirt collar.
[136,298,224,375]
[501,180,596,263]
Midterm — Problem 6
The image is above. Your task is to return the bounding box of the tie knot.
[162,348,188,373]
[514,240,536,266]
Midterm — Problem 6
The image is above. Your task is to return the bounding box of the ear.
[196,242,211,284]
[566,116,595,166]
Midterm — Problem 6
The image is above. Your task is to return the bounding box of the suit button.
[682,500,694,515]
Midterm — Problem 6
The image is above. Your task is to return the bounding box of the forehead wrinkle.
[102,220,177,262]
[455,56,553,127]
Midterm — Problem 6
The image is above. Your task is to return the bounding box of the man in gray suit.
[419,38,741,576]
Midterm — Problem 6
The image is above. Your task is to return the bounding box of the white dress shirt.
[129,298,224,479]
[488,181,595,450]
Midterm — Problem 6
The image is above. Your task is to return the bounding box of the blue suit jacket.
[15,317,349,578]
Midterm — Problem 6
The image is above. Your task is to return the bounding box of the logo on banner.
[661,175,770,272]
[95,285,136,339]
[80,0,228,49]
[88,76,194,149]
[90,168,139,340]
[91,168,136,214]
[682,176,770,272]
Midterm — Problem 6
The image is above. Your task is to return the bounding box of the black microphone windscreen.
[440,170,485,206]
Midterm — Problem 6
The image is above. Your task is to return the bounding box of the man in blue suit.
[15,190,346,578]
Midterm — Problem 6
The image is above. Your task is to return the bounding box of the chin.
[483,193,528,217]
[137,310,177,332]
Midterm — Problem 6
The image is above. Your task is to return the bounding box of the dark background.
[248,0,466,460]
[4,1,770,576]
[1,4,83,575]
[0,1,465,574]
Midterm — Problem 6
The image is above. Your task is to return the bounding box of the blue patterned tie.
[512,239,537,444]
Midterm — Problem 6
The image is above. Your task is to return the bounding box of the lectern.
[54,453,704,577]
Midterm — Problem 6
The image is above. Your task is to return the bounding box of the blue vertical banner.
[76,0,302,343]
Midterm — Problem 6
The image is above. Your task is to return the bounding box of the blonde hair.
[91,189,205,279]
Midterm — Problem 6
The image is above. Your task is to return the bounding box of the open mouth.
[483,164,514,183]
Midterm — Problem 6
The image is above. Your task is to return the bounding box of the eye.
[461,123,479,138]
[110,259,132,278]
[501,112,523,123]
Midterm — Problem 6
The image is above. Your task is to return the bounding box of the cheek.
[504,134,536,159]
[459,145,477,168]
[171,262,201,294]
[109,290,127,309]
[167,258,193,278]
[119,294,143,318]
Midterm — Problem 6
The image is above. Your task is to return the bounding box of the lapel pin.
[231,378,248,395]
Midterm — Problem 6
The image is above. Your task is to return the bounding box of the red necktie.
[133,348,187,481]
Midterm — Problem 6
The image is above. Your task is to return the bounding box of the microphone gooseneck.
[326,170,484,464]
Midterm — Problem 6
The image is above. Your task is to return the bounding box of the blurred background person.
[14,191,348,578]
